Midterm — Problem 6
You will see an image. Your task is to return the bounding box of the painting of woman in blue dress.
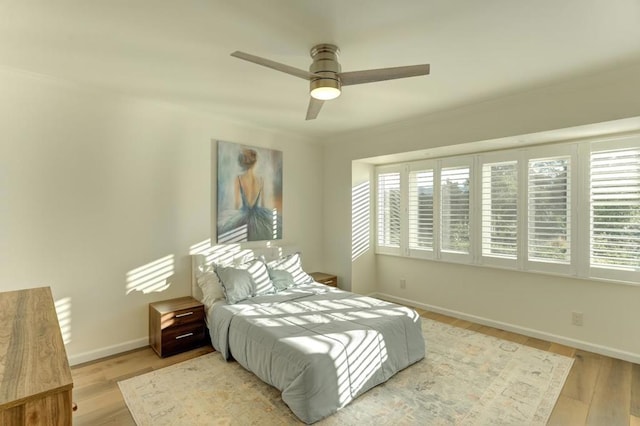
[216,141,283,243]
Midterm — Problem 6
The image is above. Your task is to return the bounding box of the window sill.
[375,251,640,287]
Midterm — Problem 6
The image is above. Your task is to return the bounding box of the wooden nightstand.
[309,272,338,287]
[149,296,207,357]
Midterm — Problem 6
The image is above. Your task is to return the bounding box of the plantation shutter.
[441,166,470,254]
[590,148,640,269]
[528,157,571,264]
[482,161,518,259]
[409,169,434,251]
[377,171,401,248]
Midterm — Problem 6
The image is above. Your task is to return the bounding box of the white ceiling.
[1,0,639,139]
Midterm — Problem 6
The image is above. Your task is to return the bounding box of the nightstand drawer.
[160,305,204,329]
[161,323,207,357]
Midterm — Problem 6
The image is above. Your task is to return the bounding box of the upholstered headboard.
[190,243,298,302]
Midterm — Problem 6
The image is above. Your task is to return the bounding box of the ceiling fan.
[231,44,430,120]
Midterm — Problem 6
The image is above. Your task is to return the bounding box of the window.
[481,161,518,261]
[376,171,401,251]
[590,147,640,279]
[374,134,640,285]
[440,166,471,254]
[408,168,434,254]
[527,156,571,266]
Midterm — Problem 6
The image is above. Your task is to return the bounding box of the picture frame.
[215,140,283,243]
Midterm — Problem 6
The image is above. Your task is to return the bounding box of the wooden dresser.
[0,287,74,425]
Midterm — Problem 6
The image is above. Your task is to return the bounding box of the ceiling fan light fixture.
[310,77,341,100]
[310,86,341,100]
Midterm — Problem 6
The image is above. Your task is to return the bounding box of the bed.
[191,245,425,424]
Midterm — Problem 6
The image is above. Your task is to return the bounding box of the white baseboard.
[68,337,149,366]
[375,292,640,365]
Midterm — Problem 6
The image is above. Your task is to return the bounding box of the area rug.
[118,318,573,425]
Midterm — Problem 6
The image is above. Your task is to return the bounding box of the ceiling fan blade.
[340,64,430,86]
[305,97,324,120]
[231,51,317,80]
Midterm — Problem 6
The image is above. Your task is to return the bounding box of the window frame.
[373,134,640,287]
[522,145,577,276]
[407,160,437,260]
[375,164,403,256]
[478,152,520,269]
[587,137,640,284]
[439,156,474,264]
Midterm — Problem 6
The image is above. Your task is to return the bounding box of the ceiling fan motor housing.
[309,44,341,96]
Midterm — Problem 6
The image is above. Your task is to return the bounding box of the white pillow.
[245,259,277,296]
[197,271,225,307]
[267,252,314,290]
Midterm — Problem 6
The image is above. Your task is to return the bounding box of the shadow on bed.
[209,284,425,424]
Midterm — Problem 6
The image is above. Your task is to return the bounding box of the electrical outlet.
[399,279,406,289]
[571,311,583,326]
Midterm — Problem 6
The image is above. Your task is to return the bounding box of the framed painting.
[216,140,283,243]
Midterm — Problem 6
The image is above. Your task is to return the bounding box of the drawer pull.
[175,332,194,340]
[175,312,194,318]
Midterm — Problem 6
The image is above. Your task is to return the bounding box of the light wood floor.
[70,310,640,425]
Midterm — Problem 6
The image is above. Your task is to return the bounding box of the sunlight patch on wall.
[190,238,284,274]
[204,244,249,265]
[351,181,371,261]
[189,239,212,255]
[54,297,72,345]
[196,242,246,265]
[126,254,174,295]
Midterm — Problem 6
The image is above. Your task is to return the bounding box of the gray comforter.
[208,283,425,424]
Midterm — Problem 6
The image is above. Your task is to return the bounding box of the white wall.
[322,61,640,362]
[350,161,375,294]
[0,68,324,365]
